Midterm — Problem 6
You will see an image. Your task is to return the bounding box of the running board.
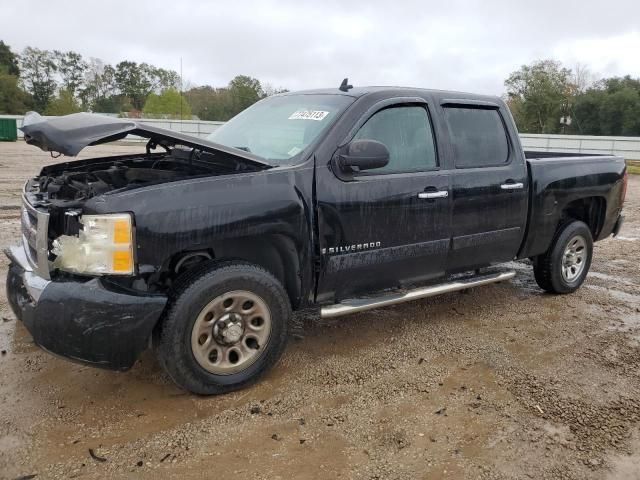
[320,270,516,319]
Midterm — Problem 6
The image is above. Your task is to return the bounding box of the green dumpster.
[0,118,18,141]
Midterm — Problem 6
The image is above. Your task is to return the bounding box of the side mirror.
[339,139,390,172]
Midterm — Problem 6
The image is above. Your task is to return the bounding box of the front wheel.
[533,220,593,294]
[156,262,291,395]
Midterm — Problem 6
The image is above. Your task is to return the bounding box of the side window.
[443,107,509,168]
[353,106,437,173]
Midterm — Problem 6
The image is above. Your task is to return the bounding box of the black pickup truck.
[6,84,627,394]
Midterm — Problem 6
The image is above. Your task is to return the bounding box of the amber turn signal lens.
[113,219,131,244]
[112,250,133,272]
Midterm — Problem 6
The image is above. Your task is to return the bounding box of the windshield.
[207,94,354,165]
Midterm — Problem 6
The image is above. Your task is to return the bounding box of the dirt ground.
[1,141,639,480]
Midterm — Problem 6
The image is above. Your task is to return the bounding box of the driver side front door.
[315,101,452,302]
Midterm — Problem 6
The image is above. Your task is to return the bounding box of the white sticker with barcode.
[288,110,330,121]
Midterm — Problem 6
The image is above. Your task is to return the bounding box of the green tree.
[572,89,606,135]
[0,41,30,114]
[186,77,287,121]
[602,75,640,94]
[115,61,181,111]
[19,47,58,112]
[228,75,264,114]
[79,59,118,111]
[115,61,152,110]
[0,40,20,76]
[153,67,180,92]
[186,85,236,120]
[44,88,81,115]
[143,88,191,119]
[569,75,640,136]
[599,87,640,136]
[93,95,131,114]
[0,73,32,114]
[54,50,87,96]
[505,60,573,133]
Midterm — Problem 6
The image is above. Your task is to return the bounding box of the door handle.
[500,182,524,190]
[418,190,448,199]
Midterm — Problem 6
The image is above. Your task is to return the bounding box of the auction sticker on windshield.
[288,110,330,121]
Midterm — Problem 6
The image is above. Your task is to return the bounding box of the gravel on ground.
[1,141,639,480]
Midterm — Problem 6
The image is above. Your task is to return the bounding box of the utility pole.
[560,100,572,134]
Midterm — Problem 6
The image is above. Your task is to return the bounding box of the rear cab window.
[443,107,510,168]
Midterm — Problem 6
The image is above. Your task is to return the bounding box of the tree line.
[0,40,285,120]
[505,59,640,136]
[2,39,639,134]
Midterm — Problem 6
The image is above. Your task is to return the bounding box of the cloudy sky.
[2,0,639,95]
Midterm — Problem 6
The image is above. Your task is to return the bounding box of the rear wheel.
[156,262,290,395]
[533,220,593,294]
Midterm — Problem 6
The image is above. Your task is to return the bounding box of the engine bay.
[29,147,265,208]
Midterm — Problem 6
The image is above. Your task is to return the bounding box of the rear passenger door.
[441,103,528,272]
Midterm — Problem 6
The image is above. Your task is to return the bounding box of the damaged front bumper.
[5,245,167,370]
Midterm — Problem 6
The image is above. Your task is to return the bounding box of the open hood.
[20,112,270,167]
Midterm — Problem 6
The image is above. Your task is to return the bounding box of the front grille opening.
[21,192,50,279]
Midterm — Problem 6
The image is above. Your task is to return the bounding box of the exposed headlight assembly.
[52,213,135,275]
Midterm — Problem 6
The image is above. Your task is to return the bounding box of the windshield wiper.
[233,146,252,153]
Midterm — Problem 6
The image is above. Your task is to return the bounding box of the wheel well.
[171,250,213,276]
[561,196,606,238]
[164,236,301,308]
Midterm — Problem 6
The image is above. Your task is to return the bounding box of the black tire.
[156,261,291,395]
[532,220,593,294]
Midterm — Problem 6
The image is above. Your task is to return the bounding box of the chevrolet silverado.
[6,83,627,394]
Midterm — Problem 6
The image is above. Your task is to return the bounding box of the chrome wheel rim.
[561,235,587,282]
[191,290,271,375]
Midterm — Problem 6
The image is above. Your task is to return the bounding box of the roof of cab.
[281,86,502,104]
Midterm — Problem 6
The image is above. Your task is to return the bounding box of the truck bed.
[519,151,626,260]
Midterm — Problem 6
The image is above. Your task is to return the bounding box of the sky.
[2,0,640,95]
